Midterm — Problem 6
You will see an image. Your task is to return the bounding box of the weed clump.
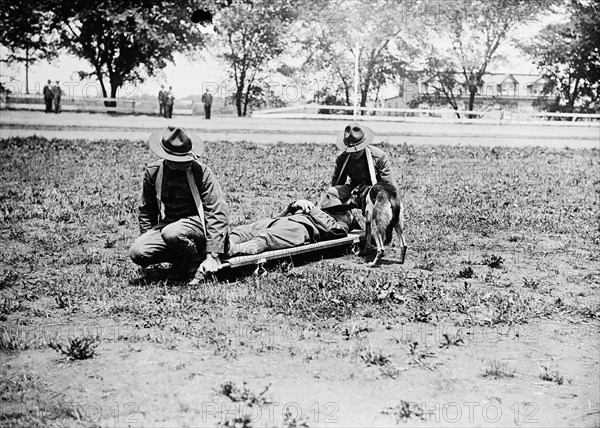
[439,332,464,349]
[457,266,474,278]
[482,254,504,269]
[408,342,438,370]
[483,359,515,379]
[217,381,271,406]
[358,343,391,366]
[382,400,428,423]
[49,337,98,360]
[0,328,32,351]
[539,364,566,385]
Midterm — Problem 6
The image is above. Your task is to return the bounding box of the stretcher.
[190,231,365,283]
[223,230,365,269]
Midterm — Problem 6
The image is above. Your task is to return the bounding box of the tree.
[301,0,419,111]
[301,25,354,107]
[0,0,58,93]
[521,1,600,112]
[418,54,464,117]
[442,0,554,112]
[213,0,298,116]
[47,0,207,100]
[349,0,419,111]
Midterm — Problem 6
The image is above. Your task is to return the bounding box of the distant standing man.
[158,85,166,117]
[52,81,62,114]
[165,86,174,118]
[43,80,53,113]
[201,89,213,119]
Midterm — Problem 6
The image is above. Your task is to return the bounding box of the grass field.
[0,136,599,427]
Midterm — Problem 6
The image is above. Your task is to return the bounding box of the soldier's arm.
[307,207,348,239]
[198,164,229,254]
[331,153,347,186]
[376,153,396,185]
[138,168,159,234]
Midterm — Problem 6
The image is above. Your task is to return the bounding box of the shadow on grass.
[216,244,356,283]
[127,244,357,286]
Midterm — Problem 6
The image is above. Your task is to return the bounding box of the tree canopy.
[301,0,419,110]
[213,0,298,116]
[0,0,56,64]
[0,0,59,92]
[438,0,556,112]
[51,0,207,99]
[2,0,209,99]
[521,0,600,112]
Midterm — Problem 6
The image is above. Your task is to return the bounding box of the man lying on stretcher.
[228,197,360,256]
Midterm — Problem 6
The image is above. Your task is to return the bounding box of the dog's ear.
[346,200,359,209]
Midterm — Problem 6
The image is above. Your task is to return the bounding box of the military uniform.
[328,145,395,202]
[129,127,229,279]
[229,203,350,255]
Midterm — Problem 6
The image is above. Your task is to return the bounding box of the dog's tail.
[385,197,401,245]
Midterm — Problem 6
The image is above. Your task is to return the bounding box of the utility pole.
[353,41,359,116]
[25,48,29,94]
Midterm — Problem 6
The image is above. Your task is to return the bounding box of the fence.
[251,104,600,126]
[0,94,194,115]
[2,95,598,125]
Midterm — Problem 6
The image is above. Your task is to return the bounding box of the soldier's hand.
[199,253,221,275]
[293,199,315,213]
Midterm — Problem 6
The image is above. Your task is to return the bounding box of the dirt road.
[1,110,598,148]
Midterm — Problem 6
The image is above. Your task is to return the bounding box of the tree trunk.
[243,88,250,117]
[467,89,476,117]
[437,81,461,119]
[343,82,351,109]
[234,68,246,117]
[360,88,368,115]
[566,78,580,118]
[453,106,461,119]
[97,76,108,99]
[235,88,243,117]
[360,63,373,115]
[104,84,118,107]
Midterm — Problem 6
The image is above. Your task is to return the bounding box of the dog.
[349,182,407,266]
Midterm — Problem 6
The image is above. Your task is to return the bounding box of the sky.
[1,51,230,100]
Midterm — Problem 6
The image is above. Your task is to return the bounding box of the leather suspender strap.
[186,167,206,229]
[334,152,350,186]
[365,147,377,185]
[155,161,205,229]
[335,148,376,186]
[155,162,165,221]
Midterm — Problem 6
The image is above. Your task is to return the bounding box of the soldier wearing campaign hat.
[129,127,229,283]
[321,122,397,207]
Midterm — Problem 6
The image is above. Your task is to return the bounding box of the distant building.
[384,73,553,113]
